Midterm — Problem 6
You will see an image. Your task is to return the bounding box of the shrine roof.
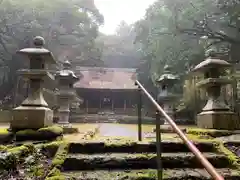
[74,67,137,90]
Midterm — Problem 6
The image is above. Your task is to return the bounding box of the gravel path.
[98,124,137,138]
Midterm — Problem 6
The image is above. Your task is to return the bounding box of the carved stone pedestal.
[197,111,240,130]
[58,110,72,127]
[12,106,53,130]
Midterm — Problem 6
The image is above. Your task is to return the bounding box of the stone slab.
[197,111,240,130]
[11,106,53,130]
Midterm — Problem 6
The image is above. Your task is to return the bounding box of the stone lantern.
[55,60,79,127]
[156,65,179,124]
[12,36,56,130]
[192,55,240,129]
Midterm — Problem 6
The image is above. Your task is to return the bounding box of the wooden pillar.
[112,99,114,111]
[99,94,102,109]
[124,100,127,111]
[86,100,88,114]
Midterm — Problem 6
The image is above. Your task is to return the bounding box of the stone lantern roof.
[56,60,79,83]
[63,60,71,69]
[192,58,231,73]
[17,36,56,65]
[156,65,179,84]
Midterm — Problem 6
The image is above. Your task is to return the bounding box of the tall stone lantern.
[55,60,79,127]
[12,36,56,130]
[192,55,240,129]
[156,65,179,124]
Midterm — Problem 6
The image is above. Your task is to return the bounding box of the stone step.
[62,153,230,171]
[68,141,215,154]
[62,168,240,180]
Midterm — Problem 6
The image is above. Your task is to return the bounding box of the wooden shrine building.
[74,67,138,115]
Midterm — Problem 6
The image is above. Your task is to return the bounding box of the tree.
[98,21,140,68]
[133,0,240,113]
[0,0,104,103]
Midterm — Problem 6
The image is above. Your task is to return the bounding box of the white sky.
[95,0,156,35]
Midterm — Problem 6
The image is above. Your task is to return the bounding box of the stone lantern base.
[58,110,72,127]
[197,111,240,130]
[11,106,53,130]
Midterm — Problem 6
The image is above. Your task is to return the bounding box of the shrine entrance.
[101,96,112,110]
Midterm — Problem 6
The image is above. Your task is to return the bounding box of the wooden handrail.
[135,80,224,180]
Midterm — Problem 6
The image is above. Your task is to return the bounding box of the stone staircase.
[61,141,240,179]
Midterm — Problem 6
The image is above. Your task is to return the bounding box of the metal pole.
[135,80,224,180]
[137,87,142,141]
[156,110,163,180]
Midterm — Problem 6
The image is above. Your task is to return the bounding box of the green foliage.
[133,0,240,113]
[134,0,240,77]
[0,0,104,104]
[97,21,140,69]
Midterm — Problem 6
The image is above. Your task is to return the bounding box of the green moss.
[62,127,78,134]
[52,142,69,166]
[126,170,169,179]
[35,141,62,149]
[8,143,35,155]
[31,164,45,177]
[16,126,63,136]
[8,145,28,154]
[187,128,233,137]
[0,144,35,170]
[15,126,63,141]
[38,126,63,134]
[0,144,15,152]
[0,128,10,135]
[0,128,13,143]
[63,170,168,179]
[16,129,36,136]
[0,145,7,151]
[45,141,69,178]
[125,171,157,179]
[186,134,217,142]
[215,142,240,168]
[47,167,61,177]
[45,175,66,180]
[104,139,137,147]
[186,131,240,169]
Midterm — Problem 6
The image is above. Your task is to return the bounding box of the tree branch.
[176,27,240,44]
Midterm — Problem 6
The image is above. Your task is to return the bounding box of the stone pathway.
[98,123,137,138]
[216,134,240,141]
[216,135,240,157]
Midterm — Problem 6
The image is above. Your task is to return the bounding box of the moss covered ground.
[0,123,240,179]
[0,123,100,179]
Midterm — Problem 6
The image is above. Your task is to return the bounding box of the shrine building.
[74,67,138,115]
